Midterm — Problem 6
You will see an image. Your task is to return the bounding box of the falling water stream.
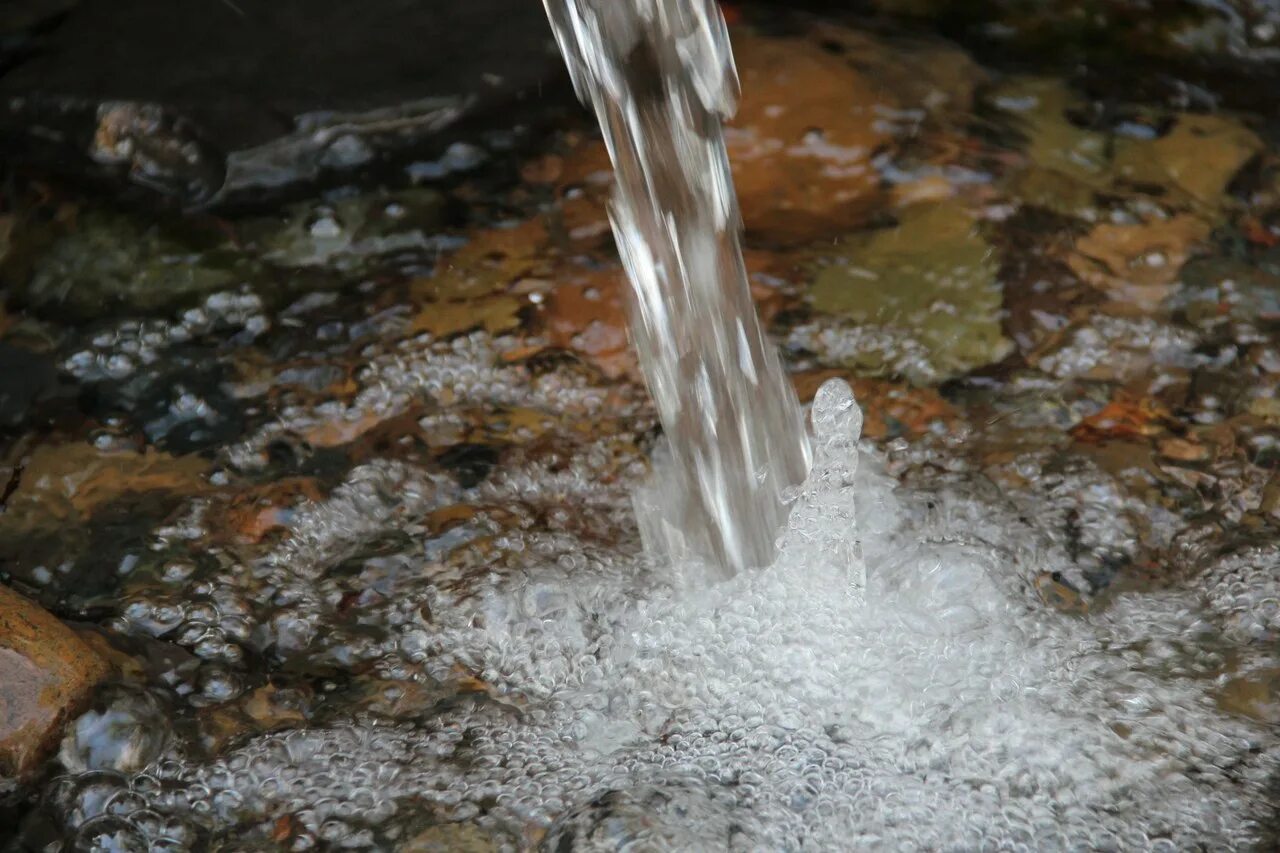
[542,0,810,579]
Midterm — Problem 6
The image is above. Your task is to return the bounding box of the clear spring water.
[542,0,811,580]
[43,1,1280,849]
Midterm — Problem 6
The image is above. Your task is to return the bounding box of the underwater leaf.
[556,194,614,247]
[995,77,1263,217]
[411,219,550,302]
[1065,214,1212,309]
[1113,113,1263,209]
[409,295,525,339]
[1071,394,1172,443]
[996,78,1111,187]
[540,269,635,379]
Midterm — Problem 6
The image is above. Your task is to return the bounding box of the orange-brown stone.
[0,584,109,791]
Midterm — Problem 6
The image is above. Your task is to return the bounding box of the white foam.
[117,378,1278,850]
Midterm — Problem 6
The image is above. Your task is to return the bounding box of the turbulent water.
[542,0,810,579]
[60,368,1280,850]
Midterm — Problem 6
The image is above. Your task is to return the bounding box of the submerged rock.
[5,210,247,320]
[404,822,501,853]
[539,785,760,853]
[805,200,1012,381]
[0,584,109,794]
[0,343,62,429]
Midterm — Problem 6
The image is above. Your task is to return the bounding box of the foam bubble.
[87,377,1278,850]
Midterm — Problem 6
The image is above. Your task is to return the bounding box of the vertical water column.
[542,0,811,578]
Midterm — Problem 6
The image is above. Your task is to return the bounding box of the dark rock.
[437,443,500,489]
[0,583,110,795]
[0,343,59,430]
[0,0,570,208]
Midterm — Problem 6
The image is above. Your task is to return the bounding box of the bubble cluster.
[64,290,269,382]
[57,374,1275,850]
[1202,545,1280,644]
[225,331,652,472]
[786,319,942,385]
[60,687,171,774]
[46,769,205,852]
[1035,316,1203,381]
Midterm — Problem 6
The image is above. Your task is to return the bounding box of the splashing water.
[542,0,810,579]
[80,374,1278,850]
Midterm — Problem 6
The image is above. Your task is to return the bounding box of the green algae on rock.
[246,188,449,272]
[5,210,248,320]
[807,200,1012,380]
[994,77,1264,220]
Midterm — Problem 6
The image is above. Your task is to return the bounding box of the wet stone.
[0,342,61,429]
[0,0,569,207]
[0,584,110,794]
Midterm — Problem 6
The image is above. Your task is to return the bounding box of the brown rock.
[727,31,892,243]
[0,584,110,791]
[1216,669,1280,724]
[1157,437,1210,463]
[0,443,210,538]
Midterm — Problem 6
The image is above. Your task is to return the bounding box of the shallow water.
[4,1,1280,850]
